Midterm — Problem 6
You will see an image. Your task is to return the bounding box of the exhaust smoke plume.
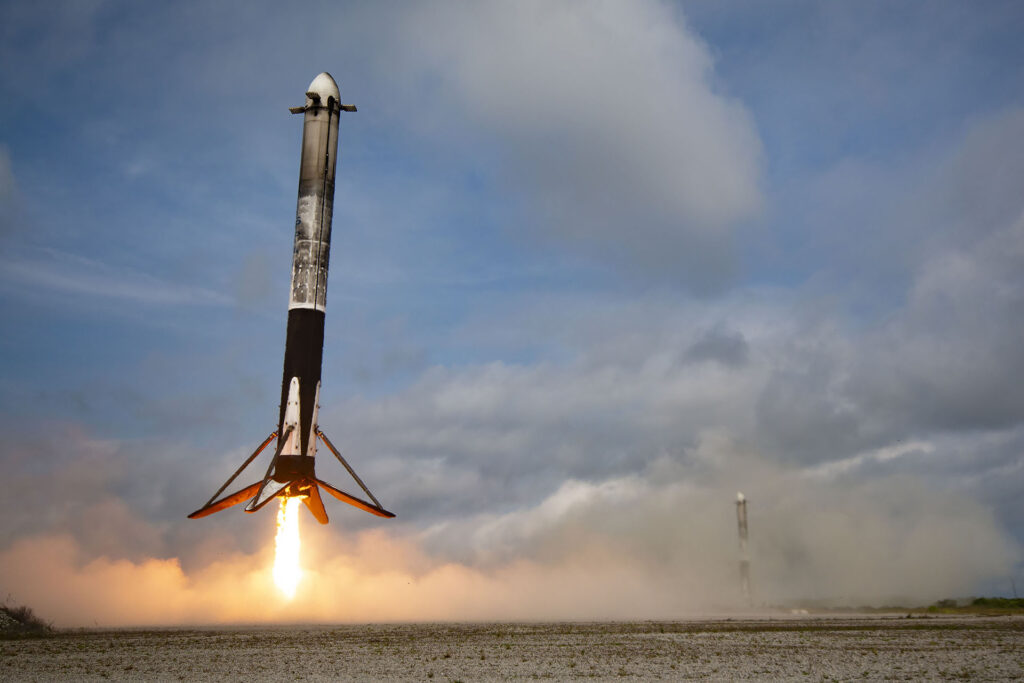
[0,450,1016,626]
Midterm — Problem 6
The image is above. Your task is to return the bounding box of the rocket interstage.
[189,73,394,525]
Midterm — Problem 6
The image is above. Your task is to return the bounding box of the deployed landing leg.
[188,427,394,522]
[187,432,277,519]
[316,430,388,513]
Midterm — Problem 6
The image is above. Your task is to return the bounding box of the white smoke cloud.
[0,456,1015,626]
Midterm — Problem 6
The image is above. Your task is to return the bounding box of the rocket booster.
[189,73,393,524]
[275,72,343,481]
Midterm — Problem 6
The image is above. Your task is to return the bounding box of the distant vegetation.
[926,597,1024,614]
[779,596,1024,615]
[0,599,53,638]
[969,597,1024,608]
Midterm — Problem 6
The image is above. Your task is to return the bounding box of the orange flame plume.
[273,497,303,598]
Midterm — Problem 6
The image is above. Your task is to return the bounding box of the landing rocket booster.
[189,73,394,524]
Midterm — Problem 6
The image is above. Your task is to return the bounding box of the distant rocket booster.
[189,73,394,524]
[736,492,750,603]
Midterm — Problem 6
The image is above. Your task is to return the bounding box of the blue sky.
[1,1,1023,624]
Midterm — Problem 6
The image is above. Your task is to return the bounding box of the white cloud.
[0,247,232,308]
[802,441,936,480]
[395,0,763,284]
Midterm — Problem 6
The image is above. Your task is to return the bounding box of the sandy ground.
[1,615,1022,681]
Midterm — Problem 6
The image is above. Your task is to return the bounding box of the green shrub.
[0,601,53,637]
[971,597,1024,609]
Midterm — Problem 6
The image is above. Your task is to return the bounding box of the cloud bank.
[388,0,763,287]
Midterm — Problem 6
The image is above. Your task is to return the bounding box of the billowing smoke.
[0,427,1016,626]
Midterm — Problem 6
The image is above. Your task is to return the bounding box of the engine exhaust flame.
[273,497,303,598]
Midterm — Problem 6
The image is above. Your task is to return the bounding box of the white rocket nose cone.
[306,72,340,103]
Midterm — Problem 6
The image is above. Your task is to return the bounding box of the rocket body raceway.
[189,73,393,524]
